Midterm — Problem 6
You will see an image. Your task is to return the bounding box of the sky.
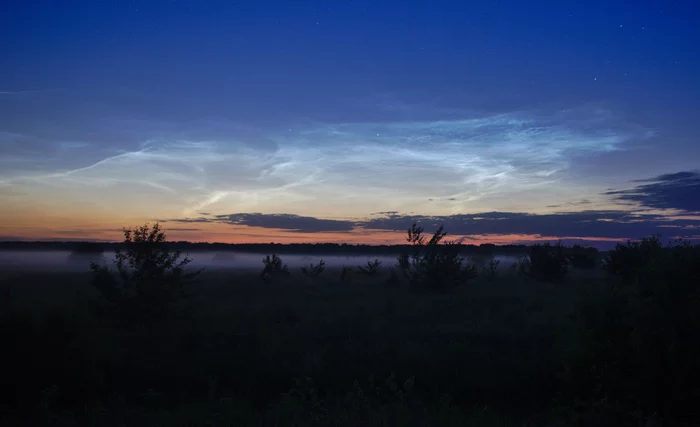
[1,0,699,247]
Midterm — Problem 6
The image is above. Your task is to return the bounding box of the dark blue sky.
[1,0,699,244]
[3,0,699,120]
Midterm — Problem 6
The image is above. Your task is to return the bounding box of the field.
[0,236,698,426]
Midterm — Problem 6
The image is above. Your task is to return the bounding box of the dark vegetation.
[301,260,326,278]
[356,259,383,277]
[260,254,290,280]
[70,242,105,254]
[1,223,698,426]
[0,240,535,256]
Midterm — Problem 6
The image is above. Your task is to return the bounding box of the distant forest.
[0,240,544,255]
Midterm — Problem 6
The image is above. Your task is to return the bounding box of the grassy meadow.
[0,226,698,426]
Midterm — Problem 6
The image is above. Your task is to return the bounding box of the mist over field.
[0,250,524,272]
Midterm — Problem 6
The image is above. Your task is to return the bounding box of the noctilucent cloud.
[1,1,699,247]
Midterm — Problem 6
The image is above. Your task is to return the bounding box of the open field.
[0,240,698,426]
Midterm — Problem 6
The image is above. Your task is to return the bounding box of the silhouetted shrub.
[482,259,500,280]
[397,224,477,290]
[340,266,353,282]
[357,258,382,276]
[89,223,201,327]
[301,259,326,278]
[566,245,599,269]
[511,257,531,278]
[261,254,290,280]
[527,241,568,282]
[565,237,700,423]
[602,234,664,285]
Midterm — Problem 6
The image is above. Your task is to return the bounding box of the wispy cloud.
[0,107,653,223]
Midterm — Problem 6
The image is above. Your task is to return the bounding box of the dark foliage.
[261,254,290,280]
[89,223,202,327]
[356,259,382,276]
[70,242,105,254]
[0,240,533,255]
[3,223,700,426]
[340,266,353,282]
[482,259,500,280]
[301,260,326,278]
[527,241,568,282]
[397,224,478,290]
[564,237,700,425]
[602,234,664,284]
[566,245,599,269]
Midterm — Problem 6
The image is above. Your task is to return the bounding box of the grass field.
[0,238,698,426]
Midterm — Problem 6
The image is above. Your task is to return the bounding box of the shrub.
[565,237,700,423]
[340,266,353,282]
[602,234,664,285]
[261,254,290,280]
[301,260,326,278]
[397,224,477,290]
[527,241,568,282]
[89,223,201,326]
[357,259,382,276]
[482,259,500,280]
[511,257,531,278]
[566,245,599,269]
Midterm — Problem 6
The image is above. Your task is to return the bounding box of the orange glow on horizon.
[0,219,630,247]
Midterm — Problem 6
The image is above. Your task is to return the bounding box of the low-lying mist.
[0,250,523,272]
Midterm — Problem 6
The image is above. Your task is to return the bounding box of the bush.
[397,224,477,290]
[511,257,531,278]
[261,254,290,280]
[482,259,500,280]
[527,241,568,282]
[357,259,382,276]
[566,245,599,269]
[602,234,664,285]
[565,237,700,424]
[340,266,353,282]
[89,223,201,327]
[301,260,326,278]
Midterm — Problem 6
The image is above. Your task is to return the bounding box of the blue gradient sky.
[1,0,699,246]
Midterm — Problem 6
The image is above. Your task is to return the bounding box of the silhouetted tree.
[397,224,477,290]
[261,254,290,280]
[89,223,202,327]
[527,241,568,282]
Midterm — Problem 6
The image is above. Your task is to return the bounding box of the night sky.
[1,0,699,246]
